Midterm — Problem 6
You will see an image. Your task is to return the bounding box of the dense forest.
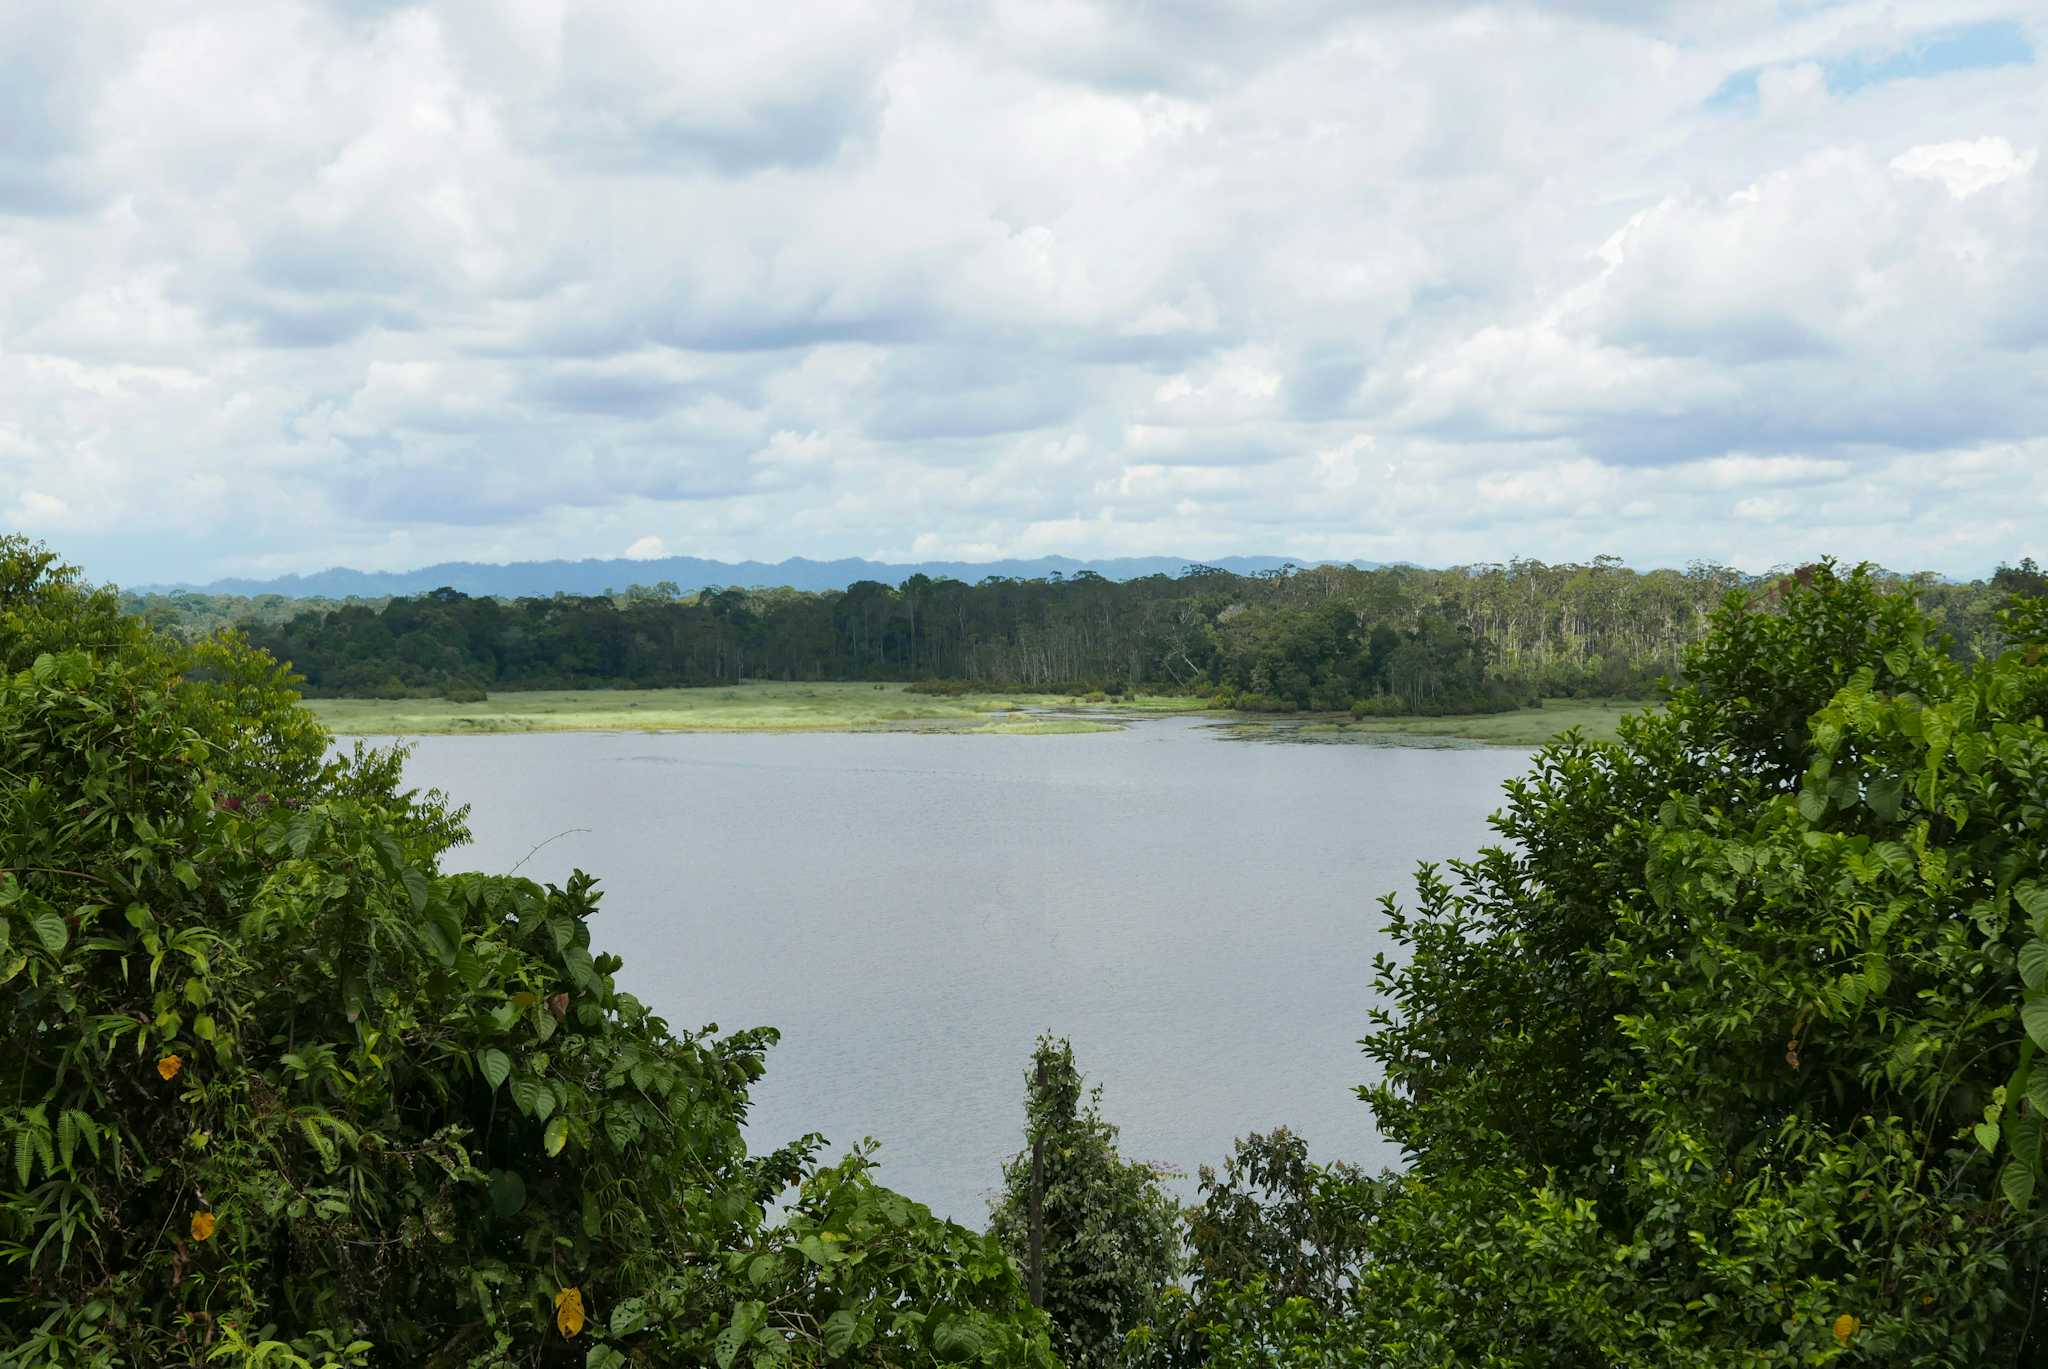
[131,558,2044,716]
[11,536,2048,1365]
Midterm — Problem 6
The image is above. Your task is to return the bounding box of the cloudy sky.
[3,1,2044,585]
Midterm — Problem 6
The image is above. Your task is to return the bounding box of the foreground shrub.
[1134,1128,1374,1368]
[0,537,1052,1367]
[989,1038,1181,1369]
[1268,564,2048,1366]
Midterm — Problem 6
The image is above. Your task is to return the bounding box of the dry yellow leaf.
[158,1054,183,1081]
[554,1286,585,1338]
[191,1211,216,1242]
[1832,1314,1859,1344]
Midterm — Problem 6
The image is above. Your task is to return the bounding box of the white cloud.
[6,490,74,528]
[1682,455,1853,489]
[623,535,667,560]
[1890,136,2037,198]
[0,0,2042,585]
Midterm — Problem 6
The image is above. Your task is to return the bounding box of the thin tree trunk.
[1028,1055,1046,1307]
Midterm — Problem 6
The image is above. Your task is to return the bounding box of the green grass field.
[1221,696,1654,747]
[305,682,1202,736]
[966,718,1123,736]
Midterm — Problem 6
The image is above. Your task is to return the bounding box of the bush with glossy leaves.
[1295,563,2048,1367]
[988,1037,1182,1369]
[0,537,1052,1368]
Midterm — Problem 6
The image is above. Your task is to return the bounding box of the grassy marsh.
[1220,697,1654,747]
[306,683,1651,746]
[306,682,1198,736]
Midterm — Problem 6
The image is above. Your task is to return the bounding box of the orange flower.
[158,1054,183,1081]
[1832,1314,1860,1344]
[191,1211,216,1242]
[554,1286,586,1338]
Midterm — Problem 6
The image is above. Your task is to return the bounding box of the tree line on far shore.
[127,557,2047,717]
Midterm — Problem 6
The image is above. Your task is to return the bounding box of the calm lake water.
[383,717,1532,1225]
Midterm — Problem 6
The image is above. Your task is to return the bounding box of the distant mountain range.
[138,554,1391,600]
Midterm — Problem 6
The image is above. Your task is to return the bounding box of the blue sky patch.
[1707,18,2032,111]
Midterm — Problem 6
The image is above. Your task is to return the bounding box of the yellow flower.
[158,1054,183,1081]
[1833,1314,1860,1344]
[191,1211,216,1242]
[554,1286,585,1338]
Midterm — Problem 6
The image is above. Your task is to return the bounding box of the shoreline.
[305,683,1651,747]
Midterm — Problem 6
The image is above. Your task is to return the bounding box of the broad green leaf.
[368,831,405,879]
[544,1115,567,1157]
[1865,773,1904,822]
[400,867,431,917]
[608,1297,650,1337]
[533,1085,557,1123]
[418,918,454,964]
[1922,708,1953,758]
[2003,1161,2036,1211]
[586,1347,628,1369]
[932,1316,989,1357]
[29,908,67,953]
[547,916,575,955]
[2025,999,2048,1052]
[821,1309,860,1357]
[509,1075,543,1118]
[488,1168,526,1217]
[2022,942,2048,993]
[477,1047,512,1092]
[1975,1121,2002,1154]
[2019,882,2048,937]
[415,907,461,967]
[714,1302,764,1369]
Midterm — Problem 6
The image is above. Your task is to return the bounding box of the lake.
[384,716,1533,1225]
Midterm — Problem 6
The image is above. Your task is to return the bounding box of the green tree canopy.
[1241,564,2048,1366]
[0,536,1052,1367]
[988,1037,1182,1369]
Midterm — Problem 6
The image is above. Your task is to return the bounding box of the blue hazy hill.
[141,554,1389,599]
